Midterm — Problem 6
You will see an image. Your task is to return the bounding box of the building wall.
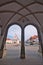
[6,39,13,44]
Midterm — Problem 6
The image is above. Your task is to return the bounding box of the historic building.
[26,35,39,45]
[6,34,20,45]
[6,38,13,44]
[0,0,43,65]
[29,35,39,44]
[13,34,20,45]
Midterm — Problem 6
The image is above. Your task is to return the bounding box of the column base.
[20,46,25,59]
[20,55,25,59]
[41,51,43,57]
[0,49,3,58]
[41,46,43,57]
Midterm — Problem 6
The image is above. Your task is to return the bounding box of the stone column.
[20,28,25,59]
[41,33,43,56]
[38,30,43,56]
[0,34,4,58]
[0,49,3,58]
[0,29,7,58]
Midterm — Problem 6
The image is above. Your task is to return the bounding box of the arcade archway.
[24,25,42,58]
[3,24,21,58]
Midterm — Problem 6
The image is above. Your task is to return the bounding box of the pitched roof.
[6,38,12,41]
[30,35,38,40]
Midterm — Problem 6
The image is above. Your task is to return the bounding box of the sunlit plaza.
[0,43,43,65]
[3,44,41,58]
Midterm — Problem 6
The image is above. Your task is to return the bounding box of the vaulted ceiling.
[0,0,43,31]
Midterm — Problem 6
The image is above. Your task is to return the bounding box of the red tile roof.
[30,35,38,40]
[6,38,12,40]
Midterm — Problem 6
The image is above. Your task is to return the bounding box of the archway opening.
[3,24,21,58]
[24,25,42,58]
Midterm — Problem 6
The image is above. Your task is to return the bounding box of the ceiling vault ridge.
[2,12,29,30]
[0,10,30,21]
[25,8,42,26]
[0,10,43,14]
[17,16,29,21]
[36,1,43,5]
[33,14,41,26]
[0,0,43,28]
[0,0,43,7]
[2,13,15,31]
[25,11,43,16]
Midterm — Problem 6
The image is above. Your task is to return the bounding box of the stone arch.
[24,23,43,55]
[1,23,22,49]
[0,23,22,58]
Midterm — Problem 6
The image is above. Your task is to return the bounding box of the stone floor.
[0,55,43,65]
[0,45,43,65]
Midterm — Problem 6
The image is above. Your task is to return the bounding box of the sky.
[7,25,38,41]
[24,25,38,41]
[7,25,21,40]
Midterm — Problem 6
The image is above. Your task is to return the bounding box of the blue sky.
[24,25,38,41]
[7,25,38,41]
[7,25,21,40]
